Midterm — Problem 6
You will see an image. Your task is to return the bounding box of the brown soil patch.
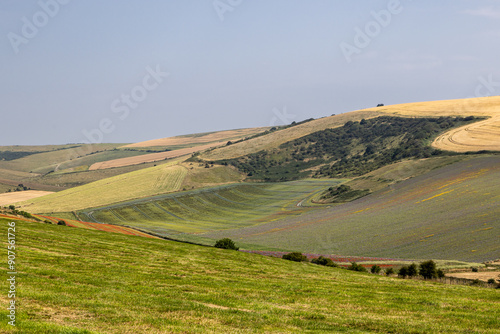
[0,190,53,206]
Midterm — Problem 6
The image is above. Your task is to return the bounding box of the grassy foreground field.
[1,219,499,333]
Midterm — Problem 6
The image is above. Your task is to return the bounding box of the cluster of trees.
[219,116,479,181]
[6,184,30,192]
[398,260,445,280]
[281,252,449,281]
[2,205,37,220]
[320,184,370,203]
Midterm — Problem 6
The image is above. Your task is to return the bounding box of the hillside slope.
[16,159,244,213]
[202,155,500,262]
[1,219,498,333]
[361,96,500,152]
[201,97,500,162]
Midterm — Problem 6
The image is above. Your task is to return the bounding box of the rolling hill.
[1,218,498,333]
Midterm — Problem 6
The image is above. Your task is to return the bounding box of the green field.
[77,179,343,239]
[203,155,500,262]
[1,219,498,333]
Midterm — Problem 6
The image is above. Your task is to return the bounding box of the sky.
[1,0,500,145]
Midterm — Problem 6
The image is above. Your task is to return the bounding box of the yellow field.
[89,142,224,170]
[200,110,383,160]
[16,158,245,213]
[122,127,269,148]
[0,191,54,206]
[360,96,500,152]
[17,160,188,212]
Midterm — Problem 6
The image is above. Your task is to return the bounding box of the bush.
[370,265,382,274]
[407,263,418,278]
[437,269,445,279]
[282,252,308,262]
[311,256,338,267]
[385,268,395,276]
[214,238,239,250]
[398,266,408,278]
[57,220,67,226]
[347,262,367,272]
[419,260,437,279]
[487,278,496,285]
[471,267,479,272]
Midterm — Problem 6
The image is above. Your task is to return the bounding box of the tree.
[8,205,15,210]
[370,265,382,274]
[419,260,437,279]
[347,262,367,272]
[57,220,67,226]
[385,268,395,276]
[311,256,337,267]
[437,269,445,279]
[214,238,239,250]
[282,252,308,262]
[407,263,418,278]
[398,266,408,278]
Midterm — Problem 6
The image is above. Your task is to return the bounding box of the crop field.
[432,116,500,152]
[1,219,499,333]
[203,155,500,262]
[77,180,342,237]
[123,126,269,148]
[89,142,225,170]
[361,96,500,152]
[0,191,53,206]
[17,160,188,212]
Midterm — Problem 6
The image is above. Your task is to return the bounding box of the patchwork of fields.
[202,156,500,262]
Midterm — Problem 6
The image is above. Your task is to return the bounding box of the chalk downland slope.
[200,110,384,160]
[360,96,500,152]
[88,141,225,170]
[123,127,270,148]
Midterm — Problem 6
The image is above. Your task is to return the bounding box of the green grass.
[0,219,498,333]
[76,179,341,237]
[204,155,500,262]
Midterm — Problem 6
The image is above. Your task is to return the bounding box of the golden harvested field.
[361,96,500,152]
[89,142,224,170]
[201,110,383,160]
[17,160,188,212]
[0,190,53,206]
[122,127,269,148]
[446,271,500,283]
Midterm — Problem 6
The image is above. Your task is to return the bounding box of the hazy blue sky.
[1,0,499,145]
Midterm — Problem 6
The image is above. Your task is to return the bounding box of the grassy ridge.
[1,219,498,333]
[204,155,500,262]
